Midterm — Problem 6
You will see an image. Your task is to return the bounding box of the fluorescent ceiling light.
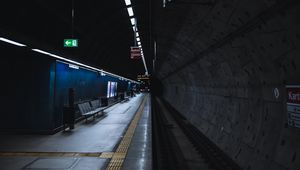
[136,37,140,41]
[32,49,52,55]
[127,7,134,17]
[0,37,26,47]
[137,42,141,45]
[125,0,131,6]
[130,18,135,25]
[132,26,137,31]
[32,48,139,84]
[136,32,139,37]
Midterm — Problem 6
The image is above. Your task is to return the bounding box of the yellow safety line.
[0,95,148,164]
[106,94,148,170]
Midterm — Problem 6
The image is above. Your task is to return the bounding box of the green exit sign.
[64,39,78,47]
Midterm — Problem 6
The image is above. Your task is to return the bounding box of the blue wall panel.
[53,61,126,128]
[0,42,136,133]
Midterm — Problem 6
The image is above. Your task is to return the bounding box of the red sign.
[287,86,300,104]
[130,47,141,59]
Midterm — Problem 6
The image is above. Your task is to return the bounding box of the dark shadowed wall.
[0,42,54,132]
[155,1,300,170]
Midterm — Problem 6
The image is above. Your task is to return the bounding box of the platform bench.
[78,100,105,122]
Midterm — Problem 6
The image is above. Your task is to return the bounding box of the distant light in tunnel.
[132,26,138,32]
[130,18,136,25]
[0,37,27,47]
[127,7,134,17]
[125,0,131,6]
[163,0,166,8]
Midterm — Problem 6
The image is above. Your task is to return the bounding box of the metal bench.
[91,99,107,114]
[78,100,105,122]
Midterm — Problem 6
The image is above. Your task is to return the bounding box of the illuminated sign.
[64,39,78,47]
[137,74,150,80]
[69,64,79,69]
[107,81,118,98]
[130,46,141,59]
[286,85,300,128]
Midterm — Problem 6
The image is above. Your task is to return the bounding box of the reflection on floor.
[0,93,152,170]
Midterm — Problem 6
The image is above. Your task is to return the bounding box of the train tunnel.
[0,0,300,170]
[152,0,300,170]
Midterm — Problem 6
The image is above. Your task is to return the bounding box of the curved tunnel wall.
[157,1,300,170]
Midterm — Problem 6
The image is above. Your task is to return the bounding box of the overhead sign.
[130,46,141,59]
[286,85,300,128]
[64,39,78,47]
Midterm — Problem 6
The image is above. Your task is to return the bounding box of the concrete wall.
[156,1,300,169]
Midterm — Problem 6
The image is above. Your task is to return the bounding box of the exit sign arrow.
[64,39,78,47]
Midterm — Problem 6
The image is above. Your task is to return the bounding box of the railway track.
[152,96,242,170]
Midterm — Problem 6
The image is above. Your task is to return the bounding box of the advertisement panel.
[130,47,141,59]
[107,81,118,98]
[286,85,300,128]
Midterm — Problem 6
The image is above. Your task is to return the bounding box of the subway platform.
[0,94,151,170]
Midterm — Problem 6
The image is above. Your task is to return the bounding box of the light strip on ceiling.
[125,0,131,6]
[124,1,149,75]
[127,7,134,17]
[130,18,136,25]
[0,37,27,47]
[32,48,139,83]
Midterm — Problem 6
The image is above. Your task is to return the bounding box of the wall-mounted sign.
[286,85,300,128]
[64,39,78,47]
[130,46,141,59]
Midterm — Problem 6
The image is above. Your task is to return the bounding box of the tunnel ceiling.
[151,0,300,82]
[0,0,152,80]
[1,0,299,81]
